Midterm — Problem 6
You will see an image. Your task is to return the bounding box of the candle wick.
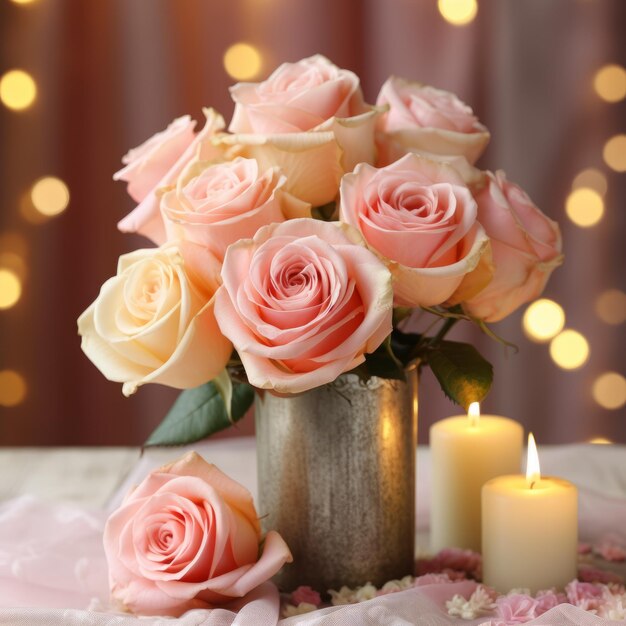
[530,480,536,490]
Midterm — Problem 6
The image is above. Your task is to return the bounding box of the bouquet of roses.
[78,55,562,446]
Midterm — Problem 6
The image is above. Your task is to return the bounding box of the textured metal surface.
[255,369,418,592]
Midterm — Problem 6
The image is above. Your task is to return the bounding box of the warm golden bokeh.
[0,370,27,407]
[0,268,22,310]
[565,187,604,227]
[592,372,626,410]
[30,177,70,217]
[603,135,626,172]
[522,299,565,343]
[437,0,478,25]
[549,330,590,370]
[595,289,626,325]
[571,168,608,196]
[593,64,626,103]
[223,43,263,80]
[0,69,37,111]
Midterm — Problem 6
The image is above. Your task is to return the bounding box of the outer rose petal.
[117,108,227,244]
[215,106,383,207]
[462,171,563,322]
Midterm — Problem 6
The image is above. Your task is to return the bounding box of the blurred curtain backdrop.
[0,0,624,445]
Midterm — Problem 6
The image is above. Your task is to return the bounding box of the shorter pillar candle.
[482,434,578,593]
[430,403,523,552]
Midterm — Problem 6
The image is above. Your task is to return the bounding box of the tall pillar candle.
[482,434,578,593]
[430,403,523,552]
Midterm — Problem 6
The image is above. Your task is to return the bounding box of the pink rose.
[462,171,563,322]
[339,152,490,307]
[162,157,310,261]
[229,54,366,133]
[117,108,226,244]
[78,241,231,396]
[376,77,490,166]
[221,55,382,207]
[103,452,292,616]
[214,219,393,393]
[495,594,538,623]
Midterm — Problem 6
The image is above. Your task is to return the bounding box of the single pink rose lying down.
[103,452,292,617]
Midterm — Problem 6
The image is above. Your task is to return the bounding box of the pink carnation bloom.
[578,564,624,585]
[565,580,604,611]
[596,535,626,562]
[495,594,538,623]
[535,589,567,615]
[413,573,453,587]
[291,586,322,607]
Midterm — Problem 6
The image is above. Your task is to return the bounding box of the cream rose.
[462,171,563,322]
[219,55,383,206]
[78,242,231,396]
[214,219,393,393]
[339,153,490,307]
[376,76,490,166]
[104,452,292,616]
[117,108,227,244]
[161,157,310,261]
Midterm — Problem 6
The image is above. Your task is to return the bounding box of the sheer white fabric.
[0,441,624,625]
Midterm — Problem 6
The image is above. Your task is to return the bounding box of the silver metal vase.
[255,368,418,593]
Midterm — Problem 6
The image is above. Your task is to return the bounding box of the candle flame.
[468,401,480,426]
[526,432,541,487]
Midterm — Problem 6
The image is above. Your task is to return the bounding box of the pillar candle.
[482,434,578,593]
[430,403,523,552]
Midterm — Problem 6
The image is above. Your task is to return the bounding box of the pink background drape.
[0,0,624,445]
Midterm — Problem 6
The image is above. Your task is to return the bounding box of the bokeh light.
[30,177,70,217]
[571,168,607,196]
[0,69,37,111]
[549,329,590,370]
[588,437,612,445]
[0,370,27,407]
[522,299,565,342]
[437,0,478,25]
[565,187,604,227]
[595,289,626,325]
[592,372,626,410]
[0,269,22,309]
[593,64,626,103]
[0,253,27,280]
[10,0,38,4]
[603,135,626,172]
[223,43,263,80]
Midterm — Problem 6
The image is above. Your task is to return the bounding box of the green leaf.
[427,340,493,409]
[359,337,406,382]
[144,379,255,447]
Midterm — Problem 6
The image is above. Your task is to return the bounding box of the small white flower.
[355,582,378,602]
[380,575,415,594]
[447,586,495,620]
[282,602,318,617]
[508,587,531,596]
[598,590,626,621]
[329,585,358,605]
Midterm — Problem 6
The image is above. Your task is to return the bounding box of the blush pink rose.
[221,55,382,207]
[117,108,226,244]
[495,594,538,623]
[229,54,367,134]
[462,171,563,322]
[376,77,490,166]
[339,152,490,307]
[103,452,292,617]
[162,157,310,261]
[214,219,393,393]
